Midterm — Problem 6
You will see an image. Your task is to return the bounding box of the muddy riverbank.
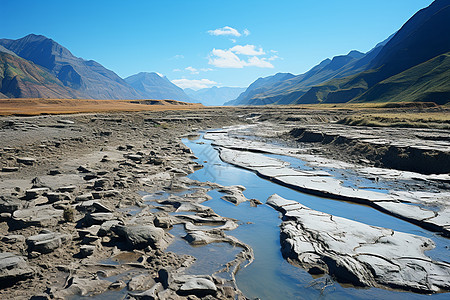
[0,106,449,299]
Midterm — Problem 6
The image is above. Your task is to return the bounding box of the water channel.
[181,132,450,300]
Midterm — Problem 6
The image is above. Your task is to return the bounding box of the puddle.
[182,133,450,300]
[166,225,241,279]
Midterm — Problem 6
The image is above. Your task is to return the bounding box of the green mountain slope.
[290,0,450,105]
[0,51,80,98]
[354,52,450,104]
[0,34,142,99]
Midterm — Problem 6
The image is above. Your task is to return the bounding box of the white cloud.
[185,66,199,74]
[208,45,274,69]
[170,54,184,60]
[173,68,182,72]
[208,48,244,68]
[172,79,217,90]
[246,57,274,68]
[230,44,265,56]
[208,26,241,37]
[243,29,250,36]
[268,55,280,61]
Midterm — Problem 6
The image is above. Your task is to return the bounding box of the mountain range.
[1,0,448,106]
[185,86,245,106]
[0,35,193,101]
[125,72,192,102]
[228,0,449,105]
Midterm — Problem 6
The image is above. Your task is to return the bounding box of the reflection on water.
[182,133,450,300]
[166,225,241,280]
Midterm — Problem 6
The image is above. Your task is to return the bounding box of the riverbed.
[182,132,450,299]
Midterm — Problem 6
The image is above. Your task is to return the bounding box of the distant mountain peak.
[125,72,192,102]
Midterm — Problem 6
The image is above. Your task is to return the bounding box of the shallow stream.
[182,132,450,300]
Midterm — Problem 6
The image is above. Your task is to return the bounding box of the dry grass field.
[0,98,204,116]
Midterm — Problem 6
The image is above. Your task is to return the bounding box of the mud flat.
[0,108,255,299]
[0,105,449,299]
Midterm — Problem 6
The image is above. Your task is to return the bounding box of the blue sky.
[3,0,433,89]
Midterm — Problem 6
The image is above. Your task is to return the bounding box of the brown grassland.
[0,98,204,116]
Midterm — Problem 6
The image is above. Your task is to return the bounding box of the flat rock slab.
[0,252,34,286]
[26,231,71,254]
[12,205,63,229]
[267,194,450,293]
[218,147,450,235]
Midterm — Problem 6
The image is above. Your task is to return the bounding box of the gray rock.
[0,195,24,213]
[2,235,25,244]
[46,192,71,203]
[0,252,34,285]
[217,185,248,205]
[153,215,174,229]
[79,245,95,258]
[112,225,170,250]
[75,193,94,202]
[26,231,71,254]
[25,187,50,200]
[17,157,36,165]
[12,205,63,229]
[84,213,115,226]
[267,194,450,293]
[127,274,157,291]
[1,166,19,172]
[178,277,217,297]
[97,220,122,236]
[129,282,162,300]
[57,185,77,193]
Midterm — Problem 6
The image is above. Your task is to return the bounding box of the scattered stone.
[84,213,115,226]
[26,231,71,254]
[129,282,163,300]
[46,192,71,203]
[0,195,24,213]
[12,205,63,229]
[25,187,50,200]
[178,277,217,297]
[48,169,61,176]
[16,157,36,166]
[127,274,157,291]
[79,245,95,258]
[1,235,25,244]
[0,252,34,286]
[112,225,171,250]
[1,166,19,172]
